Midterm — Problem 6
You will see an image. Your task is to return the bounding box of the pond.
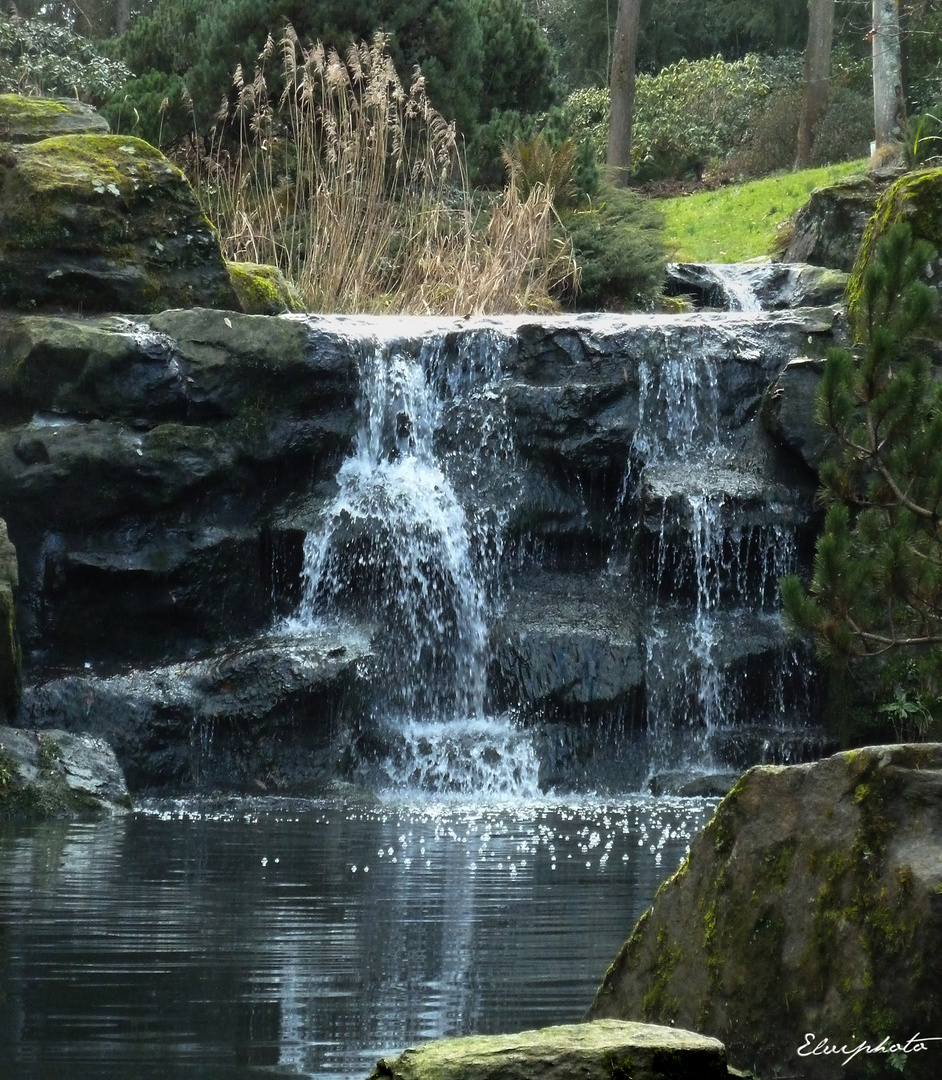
[0,793,714,1080]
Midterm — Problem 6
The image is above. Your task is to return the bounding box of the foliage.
[115,0,555,141]
[780,222,942,738]
[529,0,808,91]
[726,88,802,177]
[101,70,192,147]
[631,55,769,180]
[503,134,579,210]
[464,107,539,187]
[475,0,559,119]
[809,84,873,165]
[902,108,942,167]
[0,12,131,101]
[654,159,866,261]
[559,183,665,309]
[196,31,573,314]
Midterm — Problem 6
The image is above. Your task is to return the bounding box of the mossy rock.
[847,166,942,330]
[780,171,890,272]
[227,260,304,315]
[589,745,942,1078]
[0,94,110,144]
[0,129,240,313]
[367,1020,729,1080]
[0,725,130,816]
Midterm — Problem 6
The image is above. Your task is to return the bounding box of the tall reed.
[194,29,574,314]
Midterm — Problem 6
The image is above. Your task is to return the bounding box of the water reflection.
[0,795,714,1079]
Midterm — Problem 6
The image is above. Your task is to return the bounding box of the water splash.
[289,326,536,793]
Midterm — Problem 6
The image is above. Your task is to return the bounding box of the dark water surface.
[0,795,714,1079]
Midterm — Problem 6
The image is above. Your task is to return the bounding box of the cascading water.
[624,316,814,779]
[288,322,539,796]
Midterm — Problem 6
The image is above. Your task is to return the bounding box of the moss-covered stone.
[0,94,110,144]
[0,725,130,816]
[0,117,240,313]
[227,260,304,315]
[847,167,942,330]
[366,1020,729,1080]
[589,745,942,1079]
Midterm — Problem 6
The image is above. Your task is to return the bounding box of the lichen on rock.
[0,123,240,313]
[0,93,110,144]
[588,744,942,1078]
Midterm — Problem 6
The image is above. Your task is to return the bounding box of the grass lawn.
[654,159,868,263]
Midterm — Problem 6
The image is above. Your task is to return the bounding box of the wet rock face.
[588,744,942,1079]
[20,629,373,791]
[2,308,839,792]
[365,1020,730,1080]
[0,518,20,721]
[0,309,358,669]
[0,132,239,313]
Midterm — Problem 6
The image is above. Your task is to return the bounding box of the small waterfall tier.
[285,309,834,795]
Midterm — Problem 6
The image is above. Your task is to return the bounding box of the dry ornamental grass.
[191,28,575,314]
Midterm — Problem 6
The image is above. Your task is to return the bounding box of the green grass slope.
[655,160,868,262]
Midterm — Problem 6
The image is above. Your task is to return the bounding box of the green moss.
[0,94,70,130]
[610,1054,636,1079]
[641,925,682,1022]
[847,166,942,331]
[226,260,303,315]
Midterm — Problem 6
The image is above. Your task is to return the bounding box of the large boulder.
[588,744,942,1079]
[365,1020,732,1080]
[20,627,373,791]
[0,130,240,313]
[779,171,899,271]
[0,724,130,814]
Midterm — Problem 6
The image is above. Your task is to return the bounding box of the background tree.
[871,0,905,150]
[606,0,641,185]
[796,0,836,166]
[781,223,942,738]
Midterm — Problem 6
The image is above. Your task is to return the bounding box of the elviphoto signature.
[797,1032,942,1066]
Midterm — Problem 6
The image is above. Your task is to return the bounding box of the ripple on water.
[0,791,715,1080]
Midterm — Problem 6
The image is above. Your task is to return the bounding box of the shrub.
[552,57,770,183]
[101,71,192,148]
[560,184,666,310]
[0,13,130,101]
[724,88,802,179]
[781,223,942,740]
[631,55,769,180]
[810,86,873,167]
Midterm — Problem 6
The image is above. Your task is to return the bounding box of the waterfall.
[288,322,540,796]
[628,329,811,779]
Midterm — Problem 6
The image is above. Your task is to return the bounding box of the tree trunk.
[872,0,905,151]
[115,0,131,35]
[796,0,836,168]
[606,0,643,187]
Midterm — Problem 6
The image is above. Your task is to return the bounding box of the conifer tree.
[781,222,942,729]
